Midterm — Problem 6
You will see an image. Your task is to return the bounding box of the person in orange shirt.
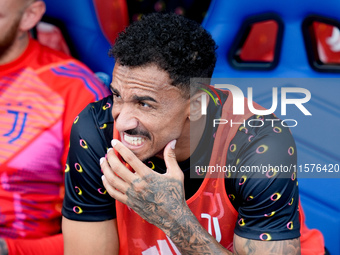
[0,0,110,254]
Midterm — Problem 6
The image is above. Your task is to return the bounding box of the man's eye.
[139,102,150,108]
[113,93,121,99]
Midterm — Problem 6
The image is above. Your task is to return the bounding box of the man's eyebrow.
[110,86,158,103]
[110,86,120,95]
[133,95,158,103]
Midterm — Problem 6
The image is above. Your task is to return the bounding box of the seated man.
[0,0,110,254]
[62,13,325,254]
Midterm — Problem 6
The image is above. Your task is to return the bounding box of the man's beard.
[0,17,21,59]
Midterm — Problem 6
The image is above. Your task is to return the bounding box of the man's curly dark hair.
[110,12,217,95]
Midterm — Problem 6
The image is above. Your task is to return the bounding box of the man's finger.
[101,175,127,204]
[111,139,150,176]
[100,156,129,193]
[163,140,182,177]
[106,147,136,183]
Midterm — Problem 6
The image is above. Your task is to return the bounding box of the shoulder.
[67,96,113,175]
[31,39,76,66]
[68,95,114,160]
[32,40,108,97]
[34,41,97,81]
[73,96,113,134]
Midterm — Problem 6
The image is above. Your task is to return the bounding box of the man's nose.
[112,104,138,132]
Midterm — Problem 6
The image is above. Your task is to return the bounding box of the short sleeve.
[226,114,300,241]
[62,97,116,221]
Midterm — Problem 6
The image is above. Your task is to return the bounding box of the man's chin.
[135,149,165,162]
[133,151,156,162]
[153,149,165,159]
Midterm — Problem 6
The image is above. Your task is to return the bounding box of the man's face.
[0,0,25,58]
[110,63,190,161]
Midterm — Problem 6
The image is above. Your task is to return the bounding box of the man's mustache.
[125,128,151,140]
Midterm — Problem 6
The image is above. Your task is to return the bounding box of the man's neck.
[174,114,207,162]
[0,32,30,65]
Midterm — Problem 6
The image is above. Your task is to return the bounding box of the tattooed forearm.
[125,174,232,254]
[167,208,233,255]
[125,174,188,230]
[0,238,8,255]
[233,235,301,255]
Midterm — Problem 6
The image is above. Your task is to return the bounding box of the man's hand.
[100,139,187,231]
[100,139,231,254]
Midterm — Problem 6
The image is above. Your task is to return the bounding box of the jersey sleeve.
[226,114,300,241]
[62,97,116,221]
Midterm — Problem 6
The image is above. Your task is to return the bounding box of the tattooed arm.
[101,139,301,254]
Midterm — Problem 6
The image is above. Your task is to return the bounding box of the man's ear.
[19,1,46,32]
[189,91,209,121]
